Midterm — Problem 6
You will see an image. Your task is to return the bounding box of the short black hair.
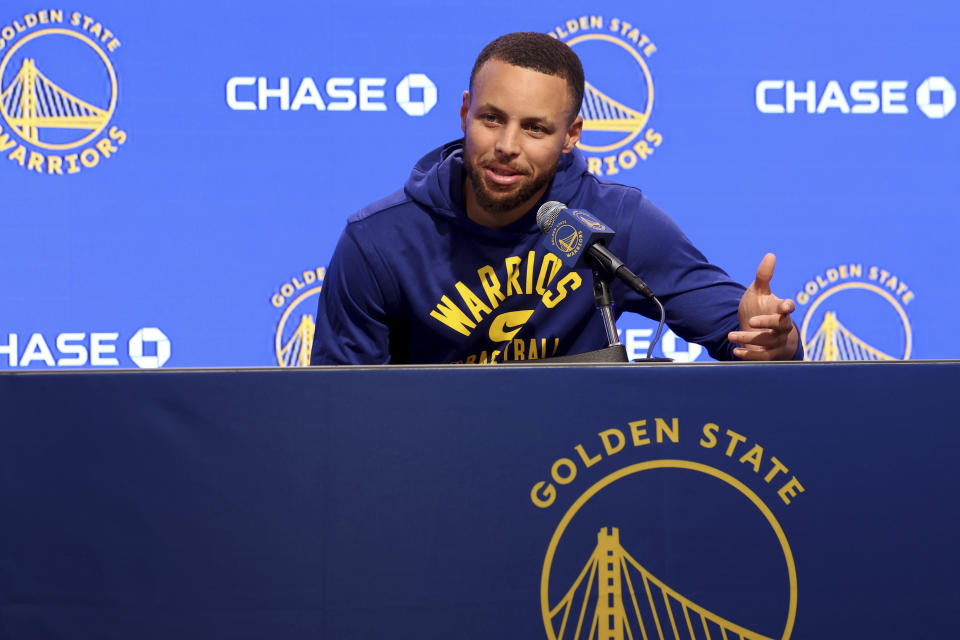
[469,32,585,123]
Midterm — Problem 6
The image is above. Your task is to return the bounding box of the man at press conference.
[310,32,801,365]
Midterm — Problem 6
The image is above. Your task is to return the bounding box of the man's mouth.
[484,164,526,186]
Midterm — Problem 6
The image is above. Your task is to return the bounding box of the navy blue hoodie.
[311,140,746,364]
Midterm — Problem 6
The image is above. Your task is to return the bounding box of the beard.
[463,154,556,215]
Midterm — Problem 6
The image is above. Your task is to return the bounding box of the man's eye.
[481,113,499,123]
[527,124,546,134]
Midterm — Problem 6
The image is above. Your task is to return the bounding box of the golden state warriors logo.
[794,263,915,361]
[0,10,126,175]
[270,267,325,366]
[548,15,664,176]
[552,222,583,258]
[532,418,803,640]
[571,210,607,232]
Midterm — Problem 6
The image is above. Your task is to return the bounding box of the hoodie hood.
[403,138,590,237]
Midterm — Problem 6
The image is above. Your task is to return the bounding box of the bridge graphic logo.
[0,15,125,175]
[550,16,664,176]
[795,268,914,361]
[270,268,326,367]
[541,461,797,640]
[0,29,116,149]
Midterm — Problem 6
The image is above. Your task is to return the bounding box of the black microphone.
[536,201,655,300]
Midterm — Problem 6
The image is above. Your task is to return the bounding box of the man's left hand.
[728,253,800,361]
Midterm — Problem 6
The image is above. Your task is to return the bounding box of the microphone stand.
[545,269,628,363]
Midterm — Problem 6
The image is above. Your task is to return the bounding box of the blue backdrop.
[0,1,955,368]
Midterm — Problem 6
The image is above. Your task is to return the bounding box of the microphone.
[536,201,655,300]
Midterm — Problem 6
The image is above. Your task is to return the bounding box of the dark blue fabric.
[312,140,769,364]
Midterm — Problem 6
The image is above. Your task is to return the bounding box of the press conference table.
[1,361,957,639]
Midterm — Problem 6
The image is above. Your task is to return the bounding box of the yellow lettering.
[8,145,26,166]
[0,132,15,152]
[575,444,601,468]
[543,272,582,308]
[109,126,127,145]
[655,418,679,443]
[95,137,117,158]
[739,444,764,473]
[89,22,102,37]
[455,281,492,321]
[504,256,523,296]
[70,11,81,26]
[429,295,476,336]
[598,428,626,456]
[700,423,719,448]
[536,253,562,295]
[764,456,788,483]
[629,420,649,446]
[525,250,536,294]
[477,265,505,309]
[724,429,747,456]
[465,354,477,364]
[80,148,99,168]
[26,151,43,173]
[645,127,663,147]
[50,9,63,22]
[777,476,805,505]
[513,338,525,360]
[46,155,63,175]
[528,338,539,360]
[551,458,577,485]
[603,155,619,175]
[587,156,602,174]
[531,481,556,508]
[107,39,121,52]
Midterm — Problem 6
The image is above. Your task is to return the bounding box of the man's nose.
[495,123,520,157]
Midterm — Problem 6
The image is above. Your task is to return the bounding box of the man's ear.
[460,91,470,133]
[562,115,583,153]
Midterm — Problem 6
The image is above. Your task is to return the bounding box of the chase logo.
[0,10,126,175]
[532,418,802,640]
[793,263,914,361]
[755,77,956,119]
[270,267,325,366]
[552,222,583,257]
[0,327,170,369]
[549,15,664,176]
[227,73,437,116]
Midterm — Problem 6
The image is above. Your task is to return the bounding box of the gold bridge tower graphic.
[0,57,109,144]
[804,311,895,361]
[578,81,647,133]
[548,527,774,640]
[279,314,316,367]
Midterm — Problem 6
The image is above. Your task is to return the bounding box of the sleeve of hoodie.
[609,191,751,361]
[310,225,393,365]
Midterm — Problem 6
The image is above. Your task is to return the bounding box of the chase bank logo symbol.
[794,263,914,361]
[395,73,437,116]
[0,10,126,175]
[270,267,325,367]
[128,327,171,369]
[916,76,955,119]
[552,222,583,257]
[540,461,797,640]
[549,15,664,176]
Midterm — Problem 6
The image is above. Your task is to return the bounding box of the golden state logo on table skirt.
[269,267,325,367]
[793,263,915,361]
[0,10,126,175]
[548,15,664,177]
[531,418,804,640]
